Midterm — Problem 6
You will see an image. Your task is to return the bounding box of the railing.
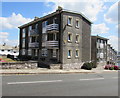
[29,29,39,36]
[46,24,59,31]
[42,41,58,47]
[29,42,39,48]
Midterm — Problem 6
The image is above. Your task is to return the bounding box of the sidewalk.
[0,68,118,75]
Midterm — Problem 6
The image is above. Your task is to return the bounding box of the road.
[2,72,118,96]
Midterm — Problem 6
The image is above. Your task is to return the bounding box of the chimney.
[56,6,63,12]
[34,16,39,21]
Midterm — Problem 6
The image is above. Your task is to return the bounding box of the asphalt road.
[2,72,119,96]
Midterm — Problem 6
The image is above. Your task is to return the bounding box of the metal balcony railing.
[42,41,58,47]
[29,42,39,48]
[46,24,59,31]
[29,29,39,36]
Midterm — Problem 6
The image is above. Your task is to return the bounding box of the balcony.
[29,29,39,36]
[46,24,59,32]
[29,42,39,48]
[42,41,58,48]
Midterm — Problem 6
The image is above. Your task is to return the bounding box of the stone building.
[91,36,108,67]
[19,7,92,69]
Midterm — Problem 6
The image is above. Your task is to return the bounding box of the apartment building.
[91,36,108,67]
[19,7,92,69]
[107,44,117,64]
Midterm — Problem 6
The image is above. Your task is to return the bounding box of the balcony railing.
[29,29,39,36]
[46,24,59,32]
[29,42,39,48]
[42,41,58,47]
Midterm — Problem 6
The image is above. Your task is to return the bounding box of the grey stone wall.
[50,63,83,69]
[82,19,91,62]
[62,63,83,69]
[0,62,38,69]
[61,12,82,64]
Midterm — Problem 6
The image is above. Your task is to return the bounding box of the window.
[22,49,26,55]
[35,49,38,56]
[76,20,79,28]
[53,33,57,41]
[35,24,38,29]
[68,32,72,42]
[1,49,4,52]
[68,17,72,25]
[75,50,79,57]
[76,34,79,43]
[28,49,31,56]
[22,39,25,48]
[28,26,32,36]
[42,48,47,57]
[53,49,57,57]
[68,50,72,58]
[42,21,48,33]
[8,50,10,52]
[22,28,26,38]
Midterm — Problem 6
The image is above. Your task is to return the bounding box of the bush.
[81,62,93,70]
[109,65,114,70]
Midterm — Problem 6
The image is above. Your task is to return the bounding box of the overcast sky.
[0,0,119,51]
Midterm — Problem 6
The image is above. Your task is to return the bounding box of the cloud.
[104,2,118,24]
[108,35,118,51]
[0,32,19,46]
[45,0,106,22]
[92,23,109,34]
[0,13,33,30]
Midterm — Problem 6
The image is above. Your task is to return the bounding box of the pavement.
[2,72,118,96]
[0,68,119,75]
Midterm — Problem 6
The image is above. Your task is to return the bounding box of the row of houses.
[0,44,19,58]
[18,7,117,69]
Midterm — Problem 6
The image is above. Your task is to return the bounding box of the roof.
[18,7,92,28]
[92,35,109,40]
[0,45,13,50]
[0,44,19,50]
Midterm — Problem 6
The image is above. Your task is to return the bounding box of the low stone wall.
[50,63,84,69]
[0,61,38,69]
[62,63,84,69]
[50,64,62,69]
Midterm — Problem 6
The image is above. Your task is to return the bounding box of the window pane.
[68,18,71,25]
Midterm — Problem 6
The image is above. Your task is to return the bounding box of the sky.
[0,0,119,51]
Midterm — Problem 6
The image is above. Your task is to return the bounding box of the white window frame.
[75,19,79,28]
[67,16,72,26]
[22,28,26,38]
[75,49,79,57]
[68,32,72,42]
[75,34,80,43]
[28,49,31,56]
[68,50,72,58]
[22,49,26,55]
[22,38,25,48]
[53,49,57,57]
[28,26,32,36]
[35,49,38,56]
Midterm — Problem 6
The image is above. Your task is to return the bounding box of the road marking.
[7,80,63,85]
[79,78,104,81]
[112,77,118,79]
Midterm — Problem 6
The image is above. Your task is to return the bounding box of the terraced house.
[91,36,108,67]
[19,7,92,69]
[107,44,117,64]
